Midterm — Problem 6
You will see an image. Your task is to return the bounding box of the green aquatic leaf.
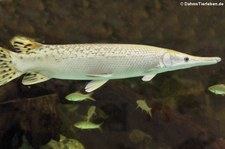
[40,135,85,149]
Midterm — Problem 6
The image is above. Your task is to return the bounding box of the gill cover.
[160,52,172,67]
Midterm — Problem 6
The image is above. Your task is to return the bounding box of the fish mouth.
[207,57,221,63]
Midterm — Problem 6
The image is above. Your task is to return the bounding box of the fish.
[208,84,225,96]
[65,92,95,101]
[74,121,102,130]
[86,105,96,122]
[0,36,221,92]
[136,99,152,117]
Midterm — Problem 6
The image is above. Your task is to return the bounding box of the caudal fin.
[0,47,22,86]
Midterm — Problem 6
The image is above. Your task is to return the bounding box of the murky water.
[0,0,224,149]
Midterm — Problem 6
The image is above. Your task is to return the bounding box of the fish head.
[136,100,144,105]
[208,86,217,94]
[160,50,221,71]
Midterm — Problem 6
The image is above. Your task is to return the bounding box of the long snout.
[191,56,221,66]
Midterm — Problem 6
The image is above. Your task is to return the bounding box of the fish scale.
[15,44,165,80]
[47,44,162,58]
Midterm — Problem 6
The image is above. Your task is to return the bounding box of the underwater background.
[0,0,225,149]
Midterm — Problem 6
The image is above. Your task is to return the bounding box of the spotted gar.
[0,36,221,92]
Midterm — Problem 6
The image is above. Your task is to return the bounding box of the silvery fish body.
[12,44,166,80]
[0,36,221,92]
[74,121,101,130]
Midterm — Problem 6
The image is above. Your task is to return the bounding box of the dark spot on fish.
[14,41,24,45]
[20,56,23,59]
[24,44,32,48]
[13,45,19,47]
[2,74,8,78]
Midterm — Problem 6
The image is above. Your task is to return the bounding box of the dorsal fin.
[10,36,43,54]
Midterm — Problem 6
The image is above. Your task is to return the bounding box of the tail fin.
[0,47,22,86]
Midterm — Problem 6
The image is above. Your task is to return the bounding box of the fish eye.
[184,57,189,62]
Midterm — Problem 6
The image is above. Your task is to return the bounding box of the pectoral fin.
[86,73,112,78]
[22,73,50,85]
[142,74,156,82]
[85,80,108,92]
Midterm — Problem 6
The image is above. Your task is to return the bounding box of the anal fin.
[22,72,50,85]
[85,80,108,92]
